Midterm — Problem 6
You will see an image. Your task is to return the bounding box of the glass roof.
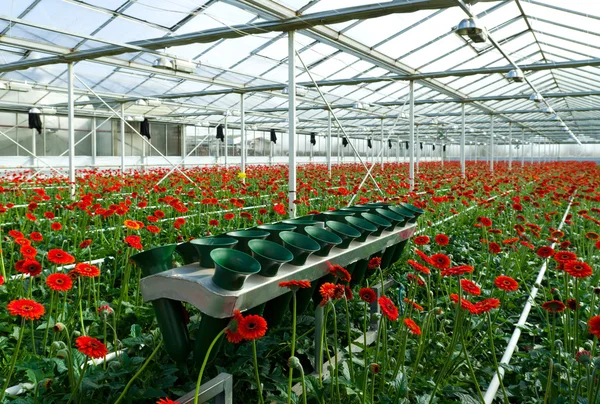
[0,0,599,143]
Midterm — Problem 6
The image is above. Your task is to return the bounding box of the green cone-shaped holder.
[282,219,321,235]
[175,241,200,265]
[305,226,342,257]
[389,205,417,223]
[227,229,270,255]
[375,208,406,231]
[248,239,293,277]
[400,202,425,218]
[390,239,409,264]
[345,216,377,242]
[279,231,321,266]
[355,203,388,214]
[380,245,396,270]
[257,223,297,243]
[130,245,191,364]
[326,220,361,249]
[211,248,261,291]
[263,292,293,328]
[340,207,371,214]
[350,258,369,286]
[360,212,392,236]
[190,237,238,268]
[193,314,229,368]
[319,210,354,223]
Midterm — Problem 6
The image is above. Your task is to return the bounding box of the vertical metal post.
[415,125,420,174]
[537,140,541,164]
[408,80,415,191]
[314,305,324,380]
[380,119,384,170]
[490,117,494,172]
[460,103,465,178]
[288,31,297,218]
[508,123,512,169]
[396,135,400,163]
[181,123,187,169]
[31,128,36,168]
[557,143,560,161]
[120,103,125,175]
[309,134,313,163]
[521,129,525,167]
[327,110,332,178]
[224,115,228,169]
[337,130,340,164]
[68,63,76,197]
[91,116,97,167]
[240,94,246,178]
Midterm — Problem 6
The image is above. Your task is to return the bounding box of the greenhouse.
[1,0,600,403]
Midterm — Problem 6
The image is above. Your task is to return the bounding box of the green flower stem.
[287,291,297,404]
[30,319,37,355]
[67,361,89,404]
[486,313,509,404]
[193,328,225,404]
[330,301,340,403]
[298,365,308,404]
[252,339,265,404]
[0,318,25,402]
[343,296,354,381]
[43,290,55,355]
[114,339,164,404]
[361,302,369,404]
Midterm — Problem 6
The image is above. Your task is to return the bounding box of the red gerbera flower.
[146,225,160,234]
[30,232,43,242]
[124,235,143,249]
[494,275,519,292]
[567,299,580,311]
[75,263,101,278]
[156,398,179,404]
[488,242,501,254]
[554,250,577,263]
[403,318,421,335]
[474,298,501,314]
[209,219,219,226]
[225,310,244,344]
[8,230,24,238]
[237,314,268,340]
[414,249,434,265]
[441,265,474,277]
[0,275,4,286]
[20,245,37,259]
[478,217,493,227]
[460,279,481,296]
[329,264,351,283]
[588,316,600,338]
[564,261,593,278]
[7,298,45,320]
[279,280,311,290]
[449,293,478,315]
[79,239,92,249]
[536,246,555,259]
[15,238,31,246]
[368,257,382,270]
[407,259,430,275]
[75,336,108,359]
[378,296,399,321]
[47,249,75,265]
[434,234,449,246]
[414,235,430,246]
[542,300,566,313]
[430,253,451,269]
[46,273,73,292]
[224,213,235,221]
[16,259,42,277]
[359,288,377,304]
[51,222,62,231]
[403,298,424,311]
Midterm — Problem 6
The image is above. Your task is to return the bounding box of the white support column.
[327,110,332,178]
[408,80,415,191]
[31,128,36,168]
[537,140,541,164]
[269,140,273,165]
[490,116,494,172]
[557,143,560,161]
[68,63,76,197]
[460,103,465,178]
[521,129,525,167]
[507,123,513,169]
[120,103,125,175]
[415,125,420,174]
[288,31,297,218]
[224,115,229,169]
[337,130,340,165]
[181,123,187,169]
[91,116,97,167]
[380,119,384,170]
[240,94,246,177]
[396,135,400,163]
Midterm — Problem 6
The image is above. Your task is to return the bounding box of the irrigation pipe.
[483,190,577,404]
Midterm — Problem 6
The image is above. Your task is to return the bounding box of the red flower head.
[225,310,244,344]
[488,242,501,254]
[403,298,424,311]
[441,265,474,277]
[413,235,430,246]
[474,298,501,314]
[238,314,268,340]
[0,275,3,286]
[156,399,179,404]
[378,296,399,321]
[564,261,593,278]
[46,273,73,292]
[209,219,219,226]
[414,249,434,265]
[536,246,555,259]
[588,316,600,338]
[16,259,42,277]
[79,239,92,249]
[75,263,101,278]
[554,250,577,263]
[567,299,580,311]
[368,257,382,270]
[407,273,426,287]
[542,300,566,313]
[51,222,62,231]
[8,230,24,238]
[30,232,43,242]
[279,280,311,290]
[434,234,449,246]
[273,203,286,215]
[403,318,421,335]
[329,264,351,283]
[495,275,519,292]
[125,235,143,250]
[224,213,235,221]
[75,336,108,359]
[20,245,37,259]
[407,259,430,275]
[449,293,478,314]
[7,298,45,320]
[478,217,493,227]
[430,253,451,269]
[48,249,75,265]
[460,279,481,296]
[359,288,377,304]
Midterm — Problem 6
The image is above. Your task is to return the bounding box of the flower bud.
[288,356,302,370]
[72,330,81,337]
[593,357,600,369]
[371,313,382,321]
[576,350,591,365]
[56,349,68,359]
[53,323,65,333]
[369,363,381,374]
[52,341,66,350]
[38,378,53,390]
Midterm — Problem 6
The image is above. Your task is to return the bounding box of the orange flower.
[460,279,481,296]
[46,273,73,292]
[430,253,451,269]
[47,249,75,265]
[225,310,244,344]
[279,280,311,290]
[7,299,45,320]
[403,318,421,335]
[441,265,474,277]
[494,275,519,292]
[75,263,101,278]
[564,261,593,278]
[237,314,268,341]
[75,336,108,359]
[124,219,141,230]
